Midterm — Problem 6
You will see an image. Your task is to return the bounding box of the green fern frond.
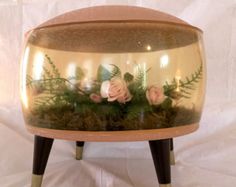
[110,64,121,78]
[164,64,203,99]
[43,67,53,79]
[26,75,33,87]
[45,55,60,78]
[133,66,150,89]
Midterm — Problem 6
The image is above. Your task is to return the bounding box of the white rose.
[100,78,132,103]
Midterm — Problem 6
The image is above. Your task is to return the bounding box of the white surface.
[0,0,236,187]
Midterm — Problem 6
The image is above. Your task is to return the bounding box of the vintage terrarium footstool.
[20,5,206,187]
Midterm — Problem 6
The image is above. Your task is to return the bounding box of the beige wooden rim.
[26,123,199,142]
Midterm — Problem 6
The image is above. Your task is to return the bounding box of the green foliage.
[27,54,70,94]
[45,54,60,78]
[26,75,33,88]
[163,64,203,99]
[128,66,150,103]
[134,66,150,89]
[27,55,79,110]
[110,64,121,78]
[75,103,96,114]
[161,98,173,110]
[74,100,121,117]
[25,54,202,131]
[134,66,146,89]
[126,102,152,120]
[124,72,134,82]
[128,83,146,103]
[96,103,121,117]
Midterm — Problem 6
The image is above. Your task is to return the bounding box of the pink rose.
[89,93,102,103]
[146,86,165,105]
[100,78,132,103]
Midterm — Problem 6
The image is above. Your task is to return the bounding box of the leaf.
[43,67,53,79]
[110,64,121,78]
[134,66,146,89]
[26,75,34,87]
[45,54,60,78]
[97,64,122,82]
[97,65,112,82]
[135,67,144,83]
[181,95,191,99]
[186,77,190,83]
[127,82,147,103]
[124,72,134,82]
[163,63,203,100]
[185,85,195,90]
[180,89,191,95]
[161,98,173,110]
[179,80,184,85]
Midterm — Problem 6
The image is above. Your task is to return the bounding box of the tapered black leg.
[170,139,174,151]
[149,139,171,187]
[32,136,54,187]
[75,141,85,160]
[170,138,175,165]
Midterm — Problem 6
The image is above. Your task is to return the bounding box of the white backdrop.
[0,0,236,187]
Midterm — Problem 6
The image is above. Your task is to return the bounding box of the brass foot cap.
[170,150,175,165]
[160,184,171,187]
[31,174,43,187]
[76,146,83,160]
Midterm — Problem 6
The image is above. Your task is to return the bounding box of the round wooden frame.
[26,123,199,142]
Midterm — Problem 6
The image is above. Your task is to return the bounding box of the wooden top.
[26,123,199,142]
[27,6,202,52]
[36,5,201,32]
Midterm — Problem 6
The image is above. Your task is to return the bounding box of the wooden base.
[31,174,43,187]
[27,123,198,142]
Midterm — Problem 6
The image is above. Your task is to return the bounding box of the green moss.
[26,105,200,131]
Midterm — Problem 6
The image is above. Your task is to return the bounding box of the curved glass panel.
[20,22,205,131]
